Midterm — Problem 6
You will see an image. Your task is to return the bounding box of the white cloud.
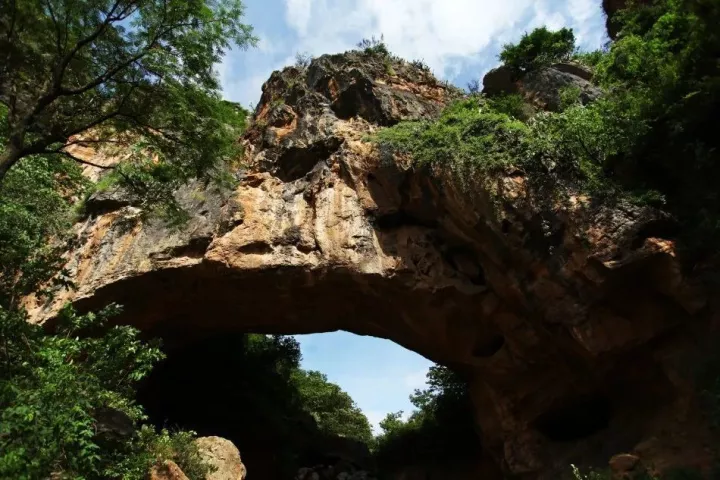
[284,0,313,36]
[220,0,607,106]
[277,0,607,83]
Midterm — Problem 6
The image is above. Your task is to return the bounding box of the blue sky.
[296,332,432,433]
[219,0,609,108]
[218,0,609,432]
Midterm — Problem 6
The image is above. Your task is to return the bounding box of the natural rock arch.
[27,50,715,477]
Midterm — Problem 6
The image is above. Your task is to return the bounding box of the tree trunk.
[0,144,21,183]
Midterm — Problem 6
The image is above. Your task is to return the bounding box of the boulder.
[482,65,519,96]
[195,437,247,480]
[150,461,190,480]
[520,66,602,111]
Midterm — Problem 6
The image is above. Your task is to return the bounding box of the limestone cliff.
[26,48,718,477]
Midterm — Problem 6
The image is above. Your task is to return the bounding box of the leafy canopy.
[378,0,720,256]
[0,105,212,479]
[499,27,575,73]
[291,370,374,445]
[0,0,256,197]
[0,304,213,479]
[373,365,479,468]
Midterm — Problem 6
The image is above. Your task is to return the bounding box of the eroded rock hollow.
[27,48,718,477]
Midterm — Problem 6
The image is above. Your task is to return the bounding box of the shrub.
[374,98,528,183]
[500,27,576,73]
[295,52,313,69]
[572,50,607,69]
[487,93,534,121]
[411,59,431,72]
[466,79,481,94]
[0,305,212,479]
[357,34,390,56]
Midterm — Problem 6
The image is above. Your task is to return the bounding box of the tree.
[500,27,576,73]
[0,0,256,186]
[291,369,374,445]
[373,365,480,469]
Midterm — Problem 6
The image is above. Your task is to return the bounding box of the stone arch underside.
[26,50,718,477]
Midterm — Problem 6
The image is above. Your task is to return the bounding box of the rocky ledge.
[26,48,718,477]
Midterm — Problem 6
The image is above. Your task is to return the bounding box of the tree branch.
[50,149,116,170]
[53,0,124,89]
[43,0,63,55]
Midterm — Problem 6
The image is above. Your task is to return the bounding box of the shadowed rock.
[26,48,717,478]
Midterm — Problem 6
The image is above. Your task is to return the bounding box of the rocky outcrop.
[196,436,247,480]
[482,62,601,111]
[150,461,190,480]
[148,437,246,480]
[27,48,718,478]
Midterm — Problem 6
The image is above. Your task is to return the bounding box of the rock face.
[150,461,190,480]
[196,436,247,480]
[482,62,601,111]
[27,48,718,478]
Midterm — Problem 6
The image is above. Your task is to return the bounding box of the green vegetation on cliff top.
[3,0,720,478]
[377,0,720,259]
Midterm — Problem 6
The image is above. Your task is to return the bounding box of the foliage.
[374,98,528,183]
[109,427,214,480]
[295,51,313,69]
[500,27,575,73]
[0,107,215,479]
[590,0,720,256]
[379,0,720,256]
[411,59,431,73]
[466,79,481,94]
[292,370,374,445]
[0,0,256,212]
[383,58,396,77]
[357,34,390,57]
[373,365,479,469]
[0,143,87,308]
[572,49,607,69]
[487,93,534,121]
[571,465,612,480]
[0,304,212,479]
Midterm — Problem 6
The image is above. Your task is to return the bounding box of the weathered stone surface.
[92,407,135,448]
[521,65,602,111]
[27,50,718,478]
[482,65,518,97]
[552,62,594,82]
[196,436,247,480]
[482,63,601,111]
[609,453,640,474]
[150,461,190,480]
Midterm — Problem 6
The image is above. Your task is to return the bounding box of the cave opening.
[136,330,444,479]
[532,394,613,442]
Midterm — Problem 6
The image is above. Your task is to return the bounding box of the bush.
[357,35,390,57]
[487,93,534,121]
[411,59,431,72]
[572,50,607,69]
[0,305,212,479]
[500,27,575,73]
[374,98,528,182]
[466,79,481,94]
[295,52,313,69]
